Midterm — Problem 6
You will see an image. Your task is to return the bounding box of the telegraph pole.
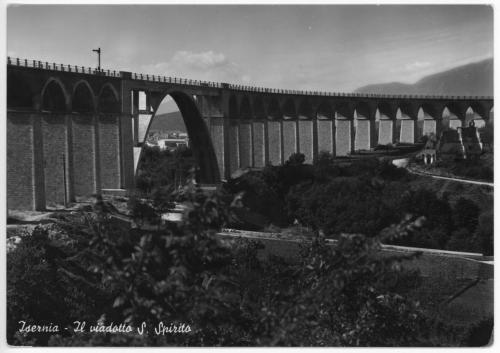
[92,47,101,71]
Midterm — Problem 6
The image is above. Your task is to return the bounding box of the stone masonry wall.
[7,113,35,210]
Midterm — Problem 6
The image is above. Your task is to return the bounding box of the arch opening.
[316,101,333,120]
[298,99,313,119]
[98,84,120,113]
[136,91,220,193]
[282,98,296,120]
[253,97,266,119]
[7,72,34,109]
[268,99,282,120]
[229,95,238,119]
[72,82,95,113]
[240,96,252,119]
[42,80,67,112]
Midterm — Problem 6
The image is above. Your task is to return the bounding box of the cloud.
[141,50,250,84]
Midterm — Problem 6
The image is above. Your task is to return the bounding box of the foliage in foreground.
[224,152,493,254]
[7,186,492,346]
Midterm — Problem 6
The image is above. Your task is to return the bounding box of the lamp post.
[92,47,101,71]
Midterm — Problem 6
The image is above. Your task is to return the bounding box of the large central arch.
[138,90,221,184]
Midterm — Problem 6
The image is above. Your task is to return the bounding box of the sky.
[7,4,494,112]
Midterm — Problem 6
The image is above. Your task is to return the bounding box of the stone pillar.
[238,120,252,169]
[312,118,319,161]
[399,119,418,144]
[93,113,102,194]
[316,119,334,156]
[32,113,46,210]
[355,119,371,150]
[298,119,314,163]
[71,114,98,198]
[267,120,281,165]
[336,119,353,156]
[210,117,226,179]
[378,119,393,145]
[132,91,139,146]
[369,119,377,148]
[65,114,75,202]
[119,84,136,190]
[252,120,266,168]
[228,120,239,175]
[282,119,297,162]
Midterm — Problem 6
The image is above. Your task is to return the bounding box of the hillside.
[149,111,186,132]
[356,58,493,96]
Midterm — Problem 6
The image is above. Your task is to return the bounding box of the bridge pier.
[267,120,282,165]
[399,118,419,144]
[317,118,335,156]
[282,119,297,162]
[354,118,375,150]
[298,119,314,163]
[336,118,353,156]
[238,120,252,169]
[207,117,227,179]
[228,120,239,175]
[252,120,266,167]
[378,119,394,145]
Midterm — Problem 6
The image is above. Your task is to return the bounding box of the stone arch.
[395,107,403,119]
[282,98,296,120]
[41,78,69,112]
[468,101,491,121]
[72,80,96,113]
[316,101,333,120]
[240,96,252,119]
[298,99,314,119]
[228,94,238,119]
[355,101,373,120]
[377,101,397,120]
[7,71,34,109]
[253,96,266,119]
[335,101,355,120]
[138,90,220,184]
[268,98,282,120]
[98,83,120,113]
[465,106,485,128]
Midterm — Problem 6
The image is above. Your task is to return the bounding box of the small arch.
[298,99,313,119]
[7,71,34,109]
[228,94,238,118]
[98,83,120,113]
[282,98,296,120]
[316,101,333,120]
[72,80,96,113]
[253,97,266,119]
[417,107,425,120]
[355,101,372,119]
[395,107,403,120]
[268,98,282,120]
[377,101,396,120]
[240,96,252,119]
[41,78,68,112]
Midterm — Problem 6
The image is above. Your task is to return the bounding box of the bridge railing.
[130,72,223,88]
[7,56,121,77]
[7,56,493,100]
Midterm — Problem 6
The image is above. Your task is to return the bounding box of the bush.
[472,211,493,256]
[7,225,110,346]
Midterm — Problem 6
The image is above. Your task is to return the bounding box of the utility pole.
[92,47,101,71]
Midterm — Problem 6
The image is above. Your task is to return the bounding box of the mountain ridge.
[148,111,186,133]
[355,58,493,96]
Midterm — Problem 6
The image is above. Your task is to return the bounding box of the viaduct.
[7,57,494,210]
